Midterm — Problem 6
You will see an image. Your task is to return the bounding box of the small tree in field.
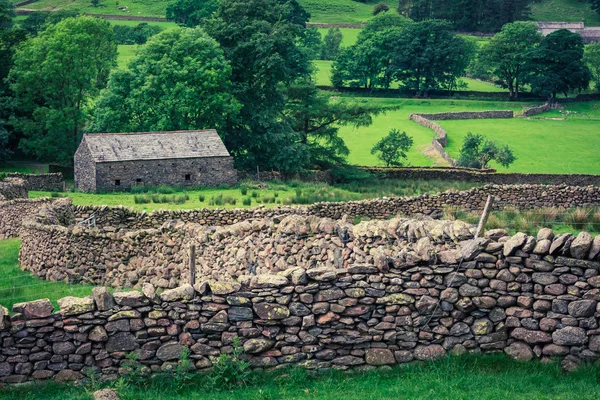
[457,132,516,170]
[371,129,413,167]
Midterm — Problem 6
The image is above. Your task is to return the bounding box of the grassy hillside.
[17,0,395,23]
[530,0,600,26]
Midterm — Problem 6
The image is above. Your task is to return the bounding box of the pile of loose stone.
[2,221,600,383]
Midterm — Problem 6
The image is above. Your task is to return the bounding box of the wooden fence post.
[189,244,196,286]
[476,195,494,238]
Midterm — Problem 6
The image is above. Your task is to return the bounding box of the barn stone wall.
[2,224,600,383]
[94,157,237,192]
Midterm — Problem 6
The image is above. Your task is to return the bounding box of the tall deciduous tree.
[331,13,407,89]
[584,43,600,92]
[203,0,312,172]
[166,0,219,27]
[479,21,541,100]
[320,27,343,60]
[92,28,239,134]
[524,29,591,101]
[391,20,475,95]
[9,17,117,165]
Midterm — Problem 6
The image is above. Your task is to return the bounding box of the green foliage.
[207,336,254,391]
[22,10,83,36]
[122,352,148,384]
[112,22,162,45]
[134,193,189,204]
[203,0,311,172]
[91,0,101,7]
[0,0,14,30]
[0,172,6,181]
[391,20,476,94]
[300,26,322,60]
[591,0,600,14]
[457,132,516,169]
[372,2,389,15]
[404,0,533,32]
[370,128,413,167]
[524,29,591,100]
[242,197,252,206]
[320,27,343,60]
[478,21,542,100]
[92,27,238,133]
[283,81,382,168]
[9,16,117,165]
[240,187,248,196]
[166,0,219,27]
[584,43,600,92]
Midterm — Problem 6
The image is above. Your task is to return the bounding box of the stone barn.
[74,130,237,192]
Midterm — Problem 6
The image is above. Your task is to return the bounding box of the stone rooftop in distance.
[82,130,230,163]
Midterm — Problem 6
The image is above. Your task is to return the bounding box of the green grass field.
[117,44,137,67]
[530,0,600,26]
[440,102,600,174]
[335,97,528,166]
[4,354,600,399]
[316,27,360,47]
[28,179,481,210]
[0,239,95,311]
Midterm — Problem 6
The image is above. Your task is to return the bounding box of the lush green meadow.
[530,0,600,26]
[3,354,600,400]
[0,239,95,311]
[117,44,137,67]
[335,97,528,166]
[441,102,600,174]
[29,179,481,210]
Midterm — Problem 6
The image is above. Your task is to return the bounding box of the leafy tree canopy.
[524,29,591,101]
[478,21,541,100]
[320,27,342,60]
[584,42,600,92]
[166,0,219,27]
[457,132,516,169]
[9,16,117,165]
[370,129,413,167]
[92,27,239,134]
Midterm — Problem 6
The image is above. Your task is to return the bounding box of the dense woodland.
[0,0,598,172]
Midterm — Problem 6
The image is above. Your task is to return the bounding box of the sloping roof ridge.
[84,129,217,137]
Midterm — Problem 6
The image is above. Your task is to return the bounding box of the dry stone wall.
[5,173,65,192]
[361,167,600,186]
[409,111,514,166]
[71,184,600,229]
[2,225,600,383]
[0,178,28,201]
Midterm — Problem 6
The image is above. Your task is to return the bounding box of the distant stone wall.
[2,224,600,383]
[523,103,552,117]
[413,111,514,121]
[5,173,65,192]
[408,111,514,166]
[0,178,28,201]
[536,22,600,44]
[359,167,600,186]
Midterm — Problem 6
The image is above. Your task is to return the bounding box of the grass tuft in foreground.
[0,239,94,311]
[2,354,600,399]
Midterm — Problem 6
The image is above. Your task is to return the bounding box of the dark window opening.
[185,174,191,181]
[115,179,121,186]
[136,178,142,183]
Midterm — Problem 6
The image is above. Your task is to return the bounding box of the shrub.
[207,337,254,391]
[0,172,6,182]
[564,207,591,229]
[241,187,248,196]
[199,194,205,202]
[373,2,389,15]
[134,194,151,204]
[251,191,259,198]
[242,197,251,206]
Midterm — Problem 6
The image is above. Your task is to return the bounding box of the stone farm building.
[74,130,237,192]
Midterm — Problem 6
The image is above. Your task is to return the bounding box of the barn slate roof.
[81,130,230,163]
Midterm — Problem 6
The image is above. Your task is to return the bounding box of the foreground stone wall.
[2,225,600,383]
[20,211,476,289]
[0,178,28,201]
[5,173,65,192]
